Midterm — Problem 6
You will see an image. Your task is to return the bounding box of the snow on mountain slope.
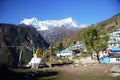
[20,17,86,31]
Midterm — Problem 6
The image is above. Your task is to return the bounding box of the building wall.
[110,58,116,63]
[110,58,118,63]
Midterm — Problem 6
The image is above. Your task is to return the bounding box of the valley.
[0,13,120,80]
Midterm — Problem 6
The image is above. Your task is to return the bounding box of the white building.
[56,49,74,57]
[108,28,120,48]
[100,27,120,63]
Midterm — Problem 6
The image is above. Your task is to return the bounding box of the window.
[116,58,120,63]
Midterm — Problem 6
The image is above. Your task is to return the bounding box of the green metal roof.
[108,41,120,44]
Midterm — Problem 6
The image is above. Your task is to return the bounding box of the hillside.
[96,13,120,31]
[61,13,120,48]
[40,26,73,44]
[0,24,49,67]
[60,28,84,48]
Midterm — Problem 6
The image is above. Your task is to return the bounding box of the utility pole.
[28,34,35,54]
[18,42,24,68]
[49,46,52,67]
[18,38,23,68]
[18,46,23,68]
[43,47,46,71]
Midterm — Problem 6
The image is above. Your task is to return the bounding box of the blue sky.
[0,0,120,26]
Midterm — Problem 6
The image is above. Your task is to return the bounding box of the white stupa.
[26,49,45,69]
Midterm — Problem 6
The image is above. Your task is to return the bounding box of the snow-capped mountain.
[20,17,87,44]
[20,17,86,31]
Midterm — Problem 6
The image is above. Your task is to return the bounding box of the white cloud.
[79,24,87,28]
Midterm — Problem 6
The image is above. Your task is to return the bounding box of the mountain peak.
[62,17,73,22]
[20,17,85,31]
[20,17,38,25]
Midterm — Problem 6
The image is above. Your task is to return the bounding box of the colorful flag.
[33,49,42,57]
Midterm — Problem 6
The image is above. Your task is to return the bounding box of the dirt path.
[13,63,118,80]
[45,63,114,77]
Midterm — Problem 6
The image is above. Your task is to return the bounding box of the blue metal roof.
[100,57,110,63]
[111,48,120,52]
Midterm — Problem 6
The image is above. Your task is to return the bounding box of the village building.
[108,28,120,48]
[56,49,74,57]
[109,48,120,63]
[56,41,86,57]
[101,27,120,63]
